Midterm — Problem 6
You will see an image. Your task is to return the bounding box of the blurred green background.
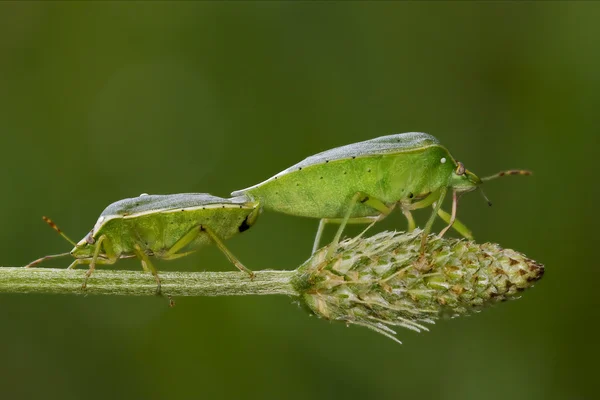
[0,2,597,399]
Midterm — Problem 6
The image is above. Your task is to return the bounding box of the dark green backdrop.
[1,2,596,399]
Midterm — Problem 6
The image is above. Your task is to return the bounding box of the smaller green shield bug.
[232,132,530,256]
[25,193,260,292]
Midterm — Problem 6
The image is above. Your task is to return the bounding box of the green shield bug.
[25,193,260,291]
[232,132,530,256]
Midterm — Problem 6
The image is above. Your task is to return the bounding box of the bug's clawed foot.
[81,270,94,290]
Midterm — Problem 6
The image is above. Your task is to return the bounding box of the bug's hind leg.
[203,226,255,279]
[313,216,382,254]
[323,192,394,259]
[163,225,254,279]
[313,219,328,254]
[312,216,381,275]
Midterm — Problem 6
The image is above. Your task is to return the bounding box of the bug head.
[449,161,483,193]
[450,166,532,207]
[70,230,96,258]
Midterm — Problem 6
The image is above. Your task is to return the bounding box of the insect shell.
[234,133,479,217]
[27,193,260,290]
[74,193,258,259]
[232,132,529,253]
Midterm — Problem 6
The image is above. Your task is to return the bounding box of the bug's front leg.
[436,208,472,239]
[438,190,459,238]
[404,190,472,239]
[132,244,162,295]
[82,235,117,289]
[67,257,114,274]
[436,190,473,239]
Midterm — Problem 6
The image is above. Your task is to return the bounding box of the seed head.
[293,230,544,343]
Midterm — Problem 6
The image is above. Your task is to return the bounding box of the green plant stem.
[0,230,544,343]
[0,267,298,297]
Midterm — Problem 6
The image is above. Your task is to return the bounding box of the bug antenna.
[479,187,492,207]
[42,216,77,246]
[24,252,71,268]
[481,169,532,182]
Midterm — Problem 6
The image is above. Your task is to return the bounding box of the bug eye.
[85,231,95,244]
[456,162,466,176]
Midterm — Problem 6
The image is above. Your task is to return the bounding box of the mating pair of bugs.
[26,132,530,291]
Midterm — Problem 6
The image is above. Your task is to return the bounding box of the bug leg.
[313,216,382,254]
[352,219,379,242]
[67,259,84,270]
[313,219,328,254]
[420,187,448,255]
[133,244,162,295]
[326,192,394,259]
[162,250,198,260]
[436,190,472,239]
[162,225,254,278]
[67,258,114,287]
[334,193,387,244]
[407,192,440,211]
[163,225,203,257]
[438,190,458,238]
[360,195,396,216]
[436,208,473,239]
[403,188,472,239]
[312,216,381,275]
[401,208,416,232]
[82,235,114,289]
[66,256,120,270]
[202,226,255,279]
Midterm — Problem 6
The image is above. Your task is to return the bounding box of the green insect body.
[26,193,259,291]
[234,136,453,218]
[232,132,529,255]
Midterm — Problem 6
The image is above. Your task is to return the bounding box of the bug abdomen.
[99,208,254,258]
[247,156,400,219]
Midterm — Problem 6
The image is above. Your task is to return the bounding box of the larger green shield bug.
[232,132,530,256]
[25,193,260,292]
